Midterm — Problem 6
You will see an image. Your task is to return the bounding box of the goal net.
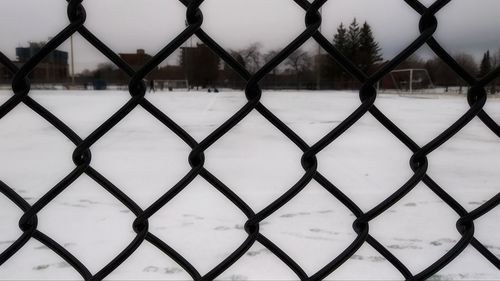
[385,69,434,94]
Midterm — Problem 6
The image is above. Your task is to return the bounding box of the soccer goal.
[388,68,435,94]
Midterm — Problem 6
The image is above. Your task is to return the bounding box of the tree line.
[73,18,498,93]
[194,18,383,90]
[398,50,500,93]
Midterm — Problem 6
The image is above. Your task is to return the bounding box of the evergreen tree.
[331,22,349,84]
[358,21,383,73]
[479,50,492,78]
[346,18,361,64]
[331,19,383,88]
[333,23,348,55]
[491,50,500,94]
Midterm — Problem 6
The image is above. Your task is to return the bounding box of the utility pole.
[184,20,191,91]
[70,35,75,87]
[316,7,322,90]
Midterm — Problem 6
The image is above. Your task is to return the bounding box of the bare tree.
[224,50,247,89]
[264,49,280,73]
[397,54,426,69]
[263,50,278,64]
[285,49,312,89]
[426,53,477,93]
[239,43,263,73]
[455,53,478,93]
[263,49,281,88]
[454,53,478,75]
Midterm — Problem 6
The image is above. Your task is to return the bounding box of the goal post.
[386,68,435,94]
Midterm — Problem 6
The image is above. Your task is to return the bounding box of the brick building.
[119,49,152,71]
[15,42,69,83]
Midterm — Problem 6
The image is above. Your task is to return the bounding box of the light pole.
[70,35,75,87]
[316,7,322,90]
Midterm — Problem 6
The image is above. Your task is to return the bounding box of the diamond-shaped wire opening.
[36,174,137,274]
[0,239,81,280]
[91,106,192,208]
[317,112,413,211]
[369,183,462,274]
[261,181,356,275]
[205,110,304,211]
[148,176,249,275]
[0,103,74,202]
[427,117,499,210]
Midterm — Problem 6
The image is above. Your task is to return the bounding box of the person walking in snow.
[149,79,155,93]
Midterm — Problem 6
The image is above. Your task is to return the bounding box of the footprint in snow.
[280,212,311,218]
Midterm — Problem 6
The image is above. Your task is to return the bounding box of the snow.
[0,90,498,280]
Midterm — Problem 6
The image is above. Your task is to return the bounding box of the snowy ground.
[0,90,498,280]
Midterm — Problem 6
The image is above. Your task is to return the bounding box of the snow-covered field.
[0,90,498,280]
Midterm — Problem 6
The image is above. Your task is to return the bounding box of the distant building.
[15,42,69,83]
[180,43,220,88]
[150,65,185,81]
[119,49,152,71]
[0,64,11,83]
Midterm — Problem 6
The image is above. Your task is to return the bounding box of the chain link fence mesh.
[0,0,499,280]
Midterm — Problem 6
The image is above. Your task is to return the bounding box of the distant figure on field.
[149,79,155,93]
[208,86,219,93]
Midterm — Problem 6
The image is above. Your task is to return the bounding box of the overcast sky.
[1,0,499,73]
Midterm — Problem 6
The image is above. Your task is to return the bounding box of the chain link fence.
[0,0,499,280]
